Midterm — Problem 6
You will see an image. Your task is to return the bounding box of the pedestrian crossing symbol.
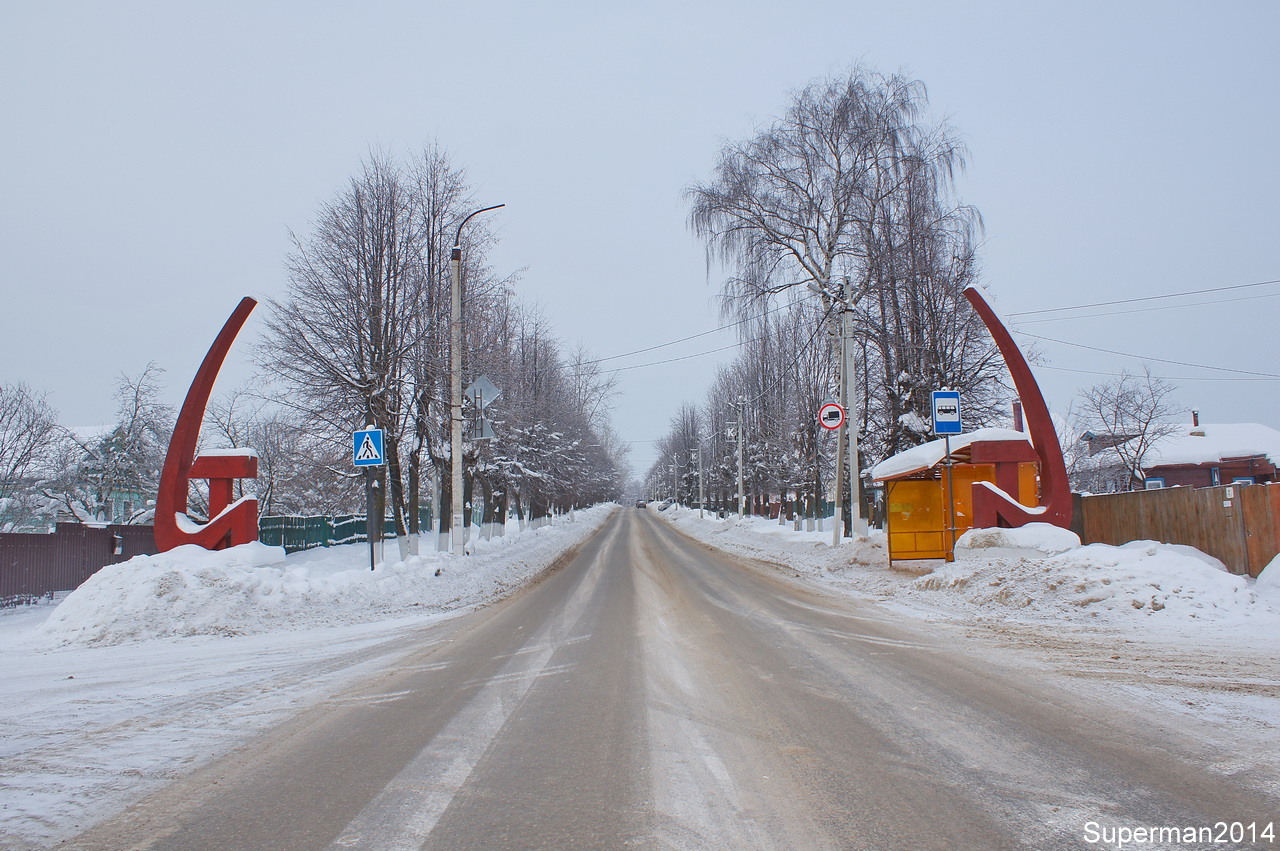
[353,428,385,467]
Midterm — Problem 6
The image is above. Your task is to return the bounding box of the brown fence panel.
[1079,483,1278,576]
[0,523,158,604]
[1242,483,1280,578]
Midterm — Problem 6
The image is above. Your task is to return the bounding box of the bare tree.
[44,364,172,523]
[0,382,60,530]
[687,65,1003,476]
[261,151,426,552]
[261,146,626,551]
[1077,366,1178,490]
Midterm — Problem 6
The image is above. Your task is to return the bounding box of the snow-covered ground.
[0,505,615,849]
[658,504,1280,795]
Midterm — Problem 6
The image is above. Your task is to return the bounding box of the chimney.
[1192,409,1200,427]
[1012,400,1024,433]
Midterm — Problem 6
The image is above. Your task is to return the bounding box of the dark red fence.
[0,523,158,606]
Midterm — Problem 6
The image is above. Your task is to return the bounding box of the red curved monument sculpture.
[154,297,260,552]
[963,286,1073,530]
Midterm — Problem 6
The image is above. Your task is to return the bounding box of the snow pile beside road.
[656,505,895,591]
[918,538,1276,624]
[954,523,1080,555]
[657,506,1280,630]
[33,505,615,647]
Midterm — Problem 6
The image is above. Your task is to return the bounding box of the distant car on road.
[635,501,646,509]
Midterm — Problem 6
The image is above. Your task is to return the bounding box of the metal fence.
[260,514,381,553]
[0,523,158,606]
[258,508,436,553]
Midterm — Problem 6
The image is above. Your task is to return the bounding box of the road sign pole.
[366,466,376,571]
[353,427,386,570]
[944,435,956,563]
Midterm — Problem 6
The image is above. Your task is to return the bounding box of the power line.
[1036,364,1280,382]
[602,340,754,374]
[1007,277,1280,318]
[1018,327,1280,376]
[581,300,792,367]
[1015,290,1280,325]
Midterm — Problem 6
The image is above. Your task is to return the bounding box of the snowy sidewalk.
[0,505,615,849]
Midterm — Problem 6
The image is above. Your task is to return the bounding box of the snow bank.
[955,522,1080,555]
[33,505,615,648]
[1254,553,1280,597]
[916,539,1275,623]
[658,506,1280,631]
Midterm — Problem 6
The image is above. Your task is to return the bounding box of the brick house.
[1142,422,1280,488]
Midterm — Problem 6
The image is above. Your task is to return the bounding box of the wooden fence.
[1078,482,1280,577]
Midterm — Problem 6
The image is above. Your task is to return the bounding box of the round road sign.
[818,402,846,430]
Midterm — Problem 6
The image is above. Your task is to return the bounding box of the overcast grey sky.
[2,1,1277,476]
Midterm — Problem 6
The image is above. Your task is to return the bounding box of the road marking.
[325,690,415,707]
[786,622,929,650]
[462,663,576,687]
[328,520,621,850]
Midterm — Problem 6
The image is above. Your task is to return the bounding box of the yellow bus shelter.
[872,429,1041,561]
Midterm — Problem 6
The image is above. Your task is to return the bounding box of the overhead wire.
[1006,277,1280,317]
[578,299,793,367]
[601,340,756,374]
[1035,364,1280,382]
[1014,290,1280,324]
[1015,330,1280,379]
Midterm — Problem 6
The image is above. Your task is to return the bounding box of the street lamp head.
[453,203,506,249]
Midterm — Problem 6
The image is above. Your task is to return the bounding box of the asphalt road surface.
[68,507,1279,849]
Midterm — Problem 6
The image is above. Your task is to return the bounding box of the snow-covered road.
[2,502,1278,848]
[0,506,615,849]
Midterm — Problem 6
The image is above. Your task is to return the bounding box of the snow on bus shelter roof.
[870,427,1033,482]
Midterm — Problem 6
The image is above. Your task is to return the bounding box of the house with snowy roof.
[1143,421,1280,488]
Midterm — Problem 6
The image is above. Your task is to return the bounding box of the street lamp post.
[450,204,504,556]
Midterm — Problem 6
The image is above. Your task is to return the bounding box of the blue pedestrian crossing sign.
[931,391,962,435]
[353,428,385,467]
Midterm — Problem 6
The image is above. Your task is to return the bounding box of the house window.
[1232,477,1255,486]
[1210,467,1221,486]
[1145,478,1166,489]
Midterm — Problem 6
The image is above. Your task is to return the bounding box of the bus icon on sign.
[931,391,962,435]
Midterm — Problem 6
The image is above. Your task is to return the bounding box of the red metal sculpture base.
[963,287,1072,530]
[154,297,260,552]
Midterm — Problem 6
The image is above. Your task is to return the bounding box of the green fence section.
[259,508,433,554]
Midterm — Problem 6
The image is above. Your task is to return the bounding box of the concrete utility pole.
[736,399,746,518]
[450,204,504,555]
[694,447,704,519]
[831,277,866,546]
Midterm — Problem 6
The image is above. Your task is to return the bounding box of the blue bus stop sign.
[931,391,962,435]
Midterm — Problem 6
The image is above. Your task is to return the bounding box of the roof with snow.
[871,427,1033,481]
[1146,423,1280,467]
